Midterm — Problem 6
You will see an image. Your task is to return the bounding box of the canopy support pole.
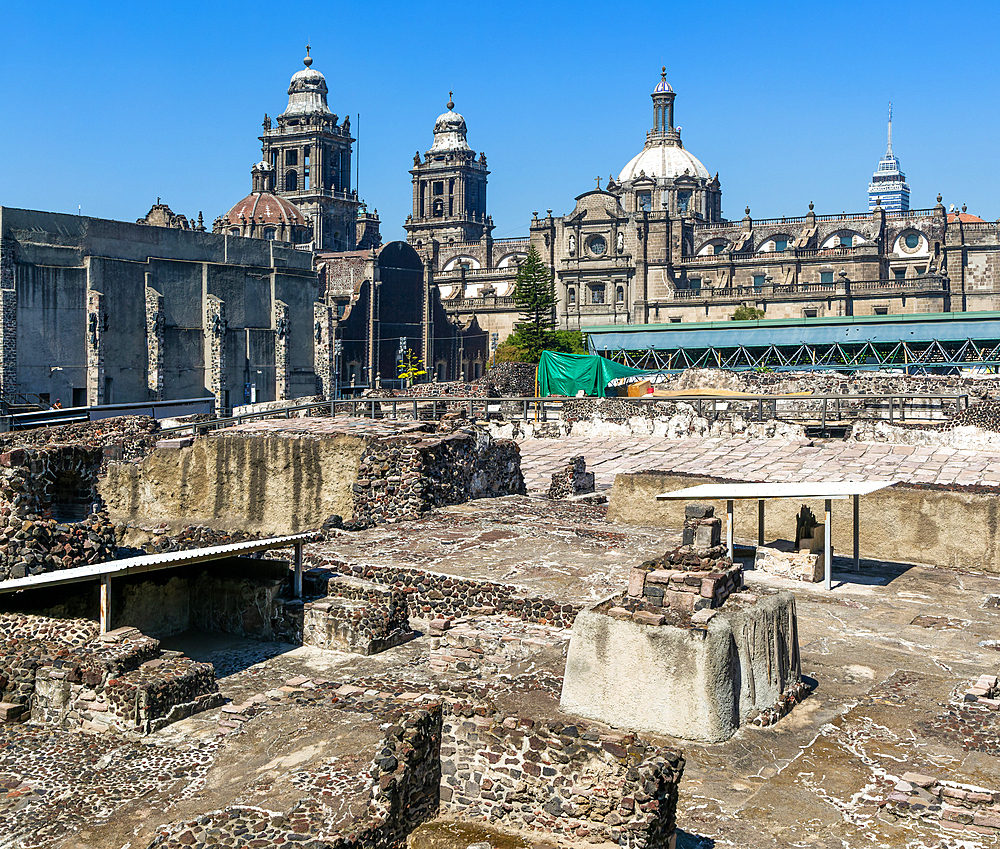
[757,499,765,546]
[854,493,860,571]
[100,575,110,634]
[726,499,734,561]
[294,542,303,599]
[824,498,833,591]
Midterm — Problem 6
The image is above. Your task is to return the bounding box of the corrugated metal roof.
[656,481,896,500]
[0,533,316,595]
[588,311,1000,351]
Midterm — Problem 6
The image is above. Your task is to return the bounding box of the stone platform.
[561,589,803,743]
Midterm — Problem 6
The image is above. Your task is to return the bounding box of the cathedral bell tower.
[404,94,493,251]
[260,47,360,251]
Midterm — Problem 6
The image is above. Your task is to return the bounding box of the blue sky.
[2,0,996,242]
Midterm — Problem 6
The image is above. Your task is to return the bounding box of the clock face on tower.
[588,235,607,256]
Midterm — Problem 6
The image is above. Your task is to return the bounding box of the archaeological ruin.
[3,367,1000,847]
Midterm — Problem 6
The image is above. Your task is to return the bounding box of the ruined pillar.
[422,256,434,373]
[313,301,334,399]
[274,299,289,401]
[0,238,17,398]
[145,283,164,401]
[204,295,227,415]
[86,290,105,406]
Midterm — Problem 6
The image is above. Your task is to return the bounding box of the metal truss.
[602,337,1000,374]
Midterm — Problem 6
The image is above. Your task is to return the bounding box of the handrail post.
[888,396,893,425]
[821,398,827,435]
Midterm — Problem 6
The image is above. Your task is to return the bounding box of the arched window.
[432,198,444,217]
[616,286,625,303]
[229,228,240,236]
[713,242,726,255]
[839,234,853,247]
[285,170,298,192]
[774,237,788,252]
[263,227,277,240]
[568,288,576,305]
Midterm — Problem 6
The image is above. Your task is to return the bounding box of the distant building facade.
[418,71,1000,349]
[0,207,321,412]
[215,49,375,252]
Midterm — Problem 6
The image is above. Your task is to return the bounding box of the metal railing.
[153,391,970,440]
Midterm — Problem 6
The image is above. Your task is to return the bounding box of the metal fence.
[155,391,970,438]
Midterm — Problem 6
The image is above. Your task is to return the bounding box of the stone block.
[685,503,714,519]
[901,772,937,788]
[627,568,647,597]
[695,523,720,549]
[645,570,674,585]
[664,590,695,613]
[631,611,665,626]
[562,591,801,742]
[0,702,26,722]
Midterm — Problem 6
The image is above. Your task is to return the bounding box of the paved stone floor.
[10,433,1000,847]
[517,434,1000,492]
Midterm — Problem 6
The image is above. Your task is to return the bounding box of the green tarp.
[536,350,647,397]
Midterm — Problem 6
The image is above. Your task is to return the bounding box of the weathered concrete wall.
[608,471,1000,574]
[100,431,367,534]
[560,592,800,743]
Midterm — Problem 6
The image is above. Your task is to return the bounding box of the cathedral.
[425,69,1000,368]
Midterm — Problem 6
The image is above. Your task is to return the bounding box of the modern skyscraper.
[868,103,911,213]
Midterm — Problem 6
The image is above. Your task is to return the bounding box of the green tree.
[510,245,557,362]
[732,305,766,321]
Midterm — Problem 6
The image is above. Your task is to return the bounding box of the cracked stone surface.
[4,434,1000,846]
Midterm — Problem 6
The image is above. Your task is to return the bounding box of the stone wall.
[441,704,684,848]
[306,562,580,628]
[608,471,1000,575]
[0,444,117,580]
[302,576,415,655]
[103,420,524,535]
[0,614,220,734]
[351,427,524,526]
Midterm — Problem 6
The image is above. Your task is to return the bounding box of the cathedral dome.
[223,191,306,228]
[618,144,710,183]
[280,47,334,119]
[429,94,473,153]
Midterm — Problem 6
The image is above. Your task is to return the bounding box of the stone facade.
[0,206,320,412]
[0,445,117,580]
[416,72,1000,341]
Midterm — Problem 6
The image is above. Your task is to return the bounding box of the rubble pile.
[137,524,264,555]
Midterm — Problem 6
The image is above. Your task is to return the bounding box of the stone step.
[0,701,27,722]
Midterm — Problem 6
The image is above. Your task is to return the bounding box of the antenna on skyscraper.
[356,113,360,203]
[887,101,893,155]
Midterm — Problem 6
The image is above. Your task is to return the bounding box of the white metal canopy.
[0,532,318,632]
[656,480,897,590]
